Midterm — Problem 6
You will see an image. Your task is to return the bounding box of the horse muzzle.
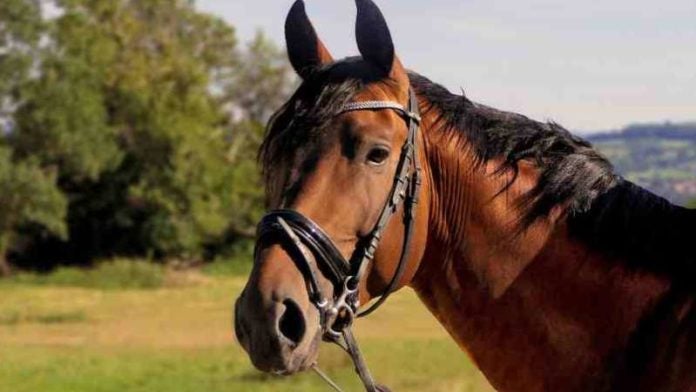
[234,286,322,375]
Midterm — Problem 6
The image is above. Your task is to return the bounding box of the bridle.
[255,87,422,392]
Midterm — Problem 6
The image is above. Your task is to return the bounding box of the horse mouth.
[255,340,320,376]
[240,324,322,376]
[278,331,321,375]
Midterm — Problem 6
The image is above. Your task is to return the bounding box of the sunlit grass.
[3,259,167,290]
[0,270,494,392]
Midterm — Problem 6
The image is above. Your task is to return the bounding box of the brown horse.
[235,1,696,391]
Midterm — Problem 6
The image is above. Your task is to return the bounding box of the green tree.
[688,199,696,209]
[0,0,43,128]
[0,0,68,275]
[5,0,293,268]
[223,32,296,238]
[0,145,67,275]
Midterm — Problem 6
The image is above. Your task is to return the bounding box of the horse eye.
[366,147,390,165]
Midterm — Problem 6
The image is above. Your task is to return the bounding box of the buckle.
[322,278,359,340]
[405,111,421,123]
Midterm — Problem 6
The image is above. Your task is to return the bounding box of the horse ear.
[355,0,406,80]
[285,0,334,79]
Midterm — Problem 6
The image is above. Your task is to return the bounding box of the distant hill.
[585,122,696,206]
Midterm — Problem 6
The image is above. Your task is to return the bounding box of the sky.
[196,0,696,133]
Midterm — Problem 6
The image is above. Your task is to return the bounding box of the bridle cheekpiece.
[255,88,422,392]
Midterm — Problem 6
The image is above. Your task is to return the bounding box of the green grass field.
[0,267,494,392]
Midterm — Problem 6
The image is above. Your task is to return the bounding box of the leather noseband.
[255,88,422,392]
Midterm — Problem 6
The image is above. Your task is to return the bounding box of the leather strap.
[254,87,422,392]
[355,88,421,317]
[258,210,351,287]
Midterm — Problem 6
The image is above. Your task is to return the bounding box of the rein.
[256,88,422,392]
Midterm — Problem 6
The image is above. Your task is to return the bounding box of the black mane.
[408,72,619,227]
[570,181,696,280]
[409,72,695,277]
[261,60,695,276]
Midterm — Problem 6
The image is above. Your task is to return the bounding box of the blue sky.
[196,0,696,132]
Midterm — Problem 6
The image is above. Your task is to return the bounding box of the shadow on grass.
[0,309,87,326]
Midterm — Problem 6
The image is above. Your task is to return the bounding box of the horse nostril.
[278,298,306,346]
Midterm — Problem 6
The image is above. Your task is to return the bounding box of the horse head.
[234,0,429,377]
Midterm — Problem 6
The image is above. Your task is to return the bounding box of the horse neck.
[411,118,673,391]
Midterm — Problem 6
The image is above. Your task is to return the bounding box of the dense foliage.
[0,0,293,272]
[1,2,692,274]
[588,123,696,205]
